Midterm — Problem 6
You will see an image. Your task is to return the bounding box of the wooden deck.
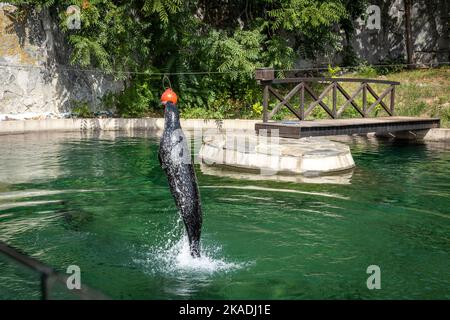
[252,70,441,139]
[255,116,440,138]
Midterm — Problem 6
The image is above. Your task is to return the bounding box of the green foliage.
[355,62,378,77]
[9,0,56,9]
[266,0,348,59]
[326,64,342,77]
[263,36,295,72]
[267,0,347,35]
[142,0,182,25]
[341,45,360,67]
[402,101,427,117]
[252,102,263,116]
[180,91,260,120]
[108,78,158,117]
[375,57,407,75]
[71,100,93,118]
[68,35,110,69]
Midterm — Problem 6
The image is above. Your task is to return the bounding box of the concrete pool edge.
[0,118,257,135]
[422,128,450,142]
[0,118,449,142]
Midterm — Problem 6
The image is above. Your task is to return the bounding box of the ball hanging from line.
[161,88,178,105]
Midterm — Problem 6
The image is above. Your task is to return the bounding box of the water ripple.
[202,185,349,200]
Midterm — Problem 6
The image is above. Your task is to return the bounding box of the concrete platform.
[1,118,448,141]
[198,134,355,176]
[255,116,440,138]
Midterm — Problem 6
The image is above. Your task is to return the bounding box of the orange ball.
[161,88,178,105]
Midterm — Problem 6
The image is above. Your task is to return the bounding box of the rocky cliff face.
[0,3,122,117]
[352,0,449,65]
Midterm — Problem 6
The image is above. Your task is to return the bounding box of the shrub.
[355,62,378,77]
[72,100,93,118]
[376,57,407,75]
[10,0,364,119]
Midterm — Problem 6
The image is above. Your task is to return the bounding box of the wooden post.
[300,82,305,120]
[404,0,414,69]
[255,68,275,123]
[362,82,367,117]
[41,274,49,300]
[390,85,396,116]
[332,82,337,118]
[263,84,269,122]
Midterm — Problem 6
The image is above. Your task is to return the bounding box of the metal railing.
[0,240,107,300]
[255,67,400,122]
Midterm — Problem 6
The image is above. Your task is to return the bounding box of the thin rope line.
[0,62,251,75]
[0,61,447,76]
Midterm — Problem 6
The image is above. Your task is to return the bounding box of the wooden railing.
[255,68,400,122]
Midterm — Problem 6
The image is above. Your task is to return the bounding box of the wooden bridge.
[254,68,440,138]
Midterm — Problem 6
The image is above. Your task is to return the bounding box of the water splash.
[135,220,246,275]
[149,236,243,274]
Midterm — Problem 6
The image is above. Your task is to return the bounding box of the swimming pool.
[0,131,449,299]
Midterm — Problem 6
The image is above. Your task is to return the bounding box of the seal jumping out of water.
[158,88,202,257]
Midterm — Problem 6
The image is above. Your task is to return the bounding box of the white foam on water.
[137,235,245,276]
[135,220,247,276]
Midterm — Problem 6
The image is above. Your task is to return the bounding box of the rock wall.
[0,3,122,117]
[352,0,449,65]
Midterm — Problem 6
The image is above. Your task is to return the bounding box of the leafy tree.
[10,0,367,117]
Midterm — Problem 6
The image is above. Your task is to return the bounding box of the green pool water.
[0,131,449,299]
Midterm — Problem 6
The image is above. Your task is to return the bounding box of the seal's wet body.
[158,102,202,257]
